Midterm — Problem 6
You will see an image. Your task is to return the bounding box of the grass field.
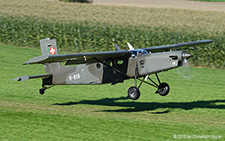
[0,44,224,140]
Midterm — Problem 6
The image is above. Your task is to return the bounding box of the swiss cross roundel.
[49,47,56,55]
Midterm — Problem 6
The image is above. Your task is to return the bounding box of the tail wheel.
[39,88,45,95]
[128,86,140,100]
[157,82,170,96]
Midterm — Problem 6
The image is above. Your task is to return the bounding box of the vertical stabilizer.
[40,38,60,74]
[40,38,59,56]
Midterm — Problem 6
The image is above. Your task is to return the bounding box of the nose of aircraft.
[182,51,192,59]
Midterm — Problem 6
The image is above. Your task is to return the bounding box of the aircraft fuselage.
[50,51,183,85]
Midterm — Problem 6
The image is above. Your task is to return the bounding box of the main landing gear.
[127,73,170,100]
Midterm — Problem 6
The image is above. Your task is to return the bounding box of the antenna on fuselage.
[114,44,122,51]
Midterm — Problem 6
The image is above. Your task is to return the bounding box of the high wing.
[23,50,130,65]
[23,39,213,65]
[144,39,213,52]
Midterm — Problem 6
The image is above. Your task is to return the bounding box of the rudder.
[40,38,59,56]
[40,38,60,74]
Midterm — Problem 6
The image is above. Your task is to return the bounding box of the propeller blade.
[177,58,194,79]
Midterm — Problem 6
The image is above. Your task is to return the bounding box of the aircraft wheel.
[157,82,170,96]
[128,86,140,100]
[39,88,45,95]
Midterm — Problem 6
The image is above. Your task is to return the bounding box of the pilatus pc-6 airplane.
[14,38,213,100]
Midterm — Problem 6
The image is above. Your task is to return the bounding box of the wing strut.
[93,57,130,79]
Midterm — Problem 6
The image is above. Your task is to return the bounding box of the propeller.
[177,52,194,79]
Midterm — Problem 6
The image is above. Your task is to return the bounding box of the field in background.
[0,0,224,68]
[0,44,225,140]
[1,0,225,34]
[93,0,225,12]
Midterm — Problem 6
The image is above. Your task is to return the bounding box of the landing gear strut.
[39,86,46,95]
[39,85,55,95]
[127,63,141,100]
[127,72,170,100]
[38,77,54,95]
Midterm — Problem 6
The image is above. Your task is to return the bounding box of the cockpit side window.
[131,49,148,58]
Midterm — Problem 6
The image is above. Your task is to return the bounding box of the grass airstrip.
[0,44,224,140]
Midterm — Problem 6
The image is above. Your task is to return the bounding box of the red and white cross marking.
[49,47,56,55]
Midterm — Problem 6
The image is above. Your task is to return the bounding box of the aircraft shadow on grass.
[53,97,225,113]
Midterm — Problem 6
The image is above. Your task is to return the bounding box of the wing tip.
[22,56,48,65]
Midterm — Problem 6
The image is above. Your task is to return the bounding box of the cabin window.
[96,63,101,69]
[131,49,148,58]
[117,60,124,65]
[110,61,113,67]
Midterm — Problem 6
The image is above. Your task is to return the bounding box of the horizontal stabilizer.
[13,74,52,81]
[22,50,130,65]
[23,56,48,65]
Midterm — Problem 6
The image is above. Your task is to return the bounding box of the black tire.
[39,89,45,95]
[157,82,170,96]
[127,86,140,100]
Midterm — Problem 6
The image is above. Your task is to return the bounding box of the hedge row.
[0,16,224,68]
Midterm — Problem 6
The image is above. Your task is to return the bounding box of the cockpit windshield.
[130,49,149,57]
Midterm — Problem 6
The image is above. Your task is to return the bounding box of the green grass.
[0,44,225,140]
